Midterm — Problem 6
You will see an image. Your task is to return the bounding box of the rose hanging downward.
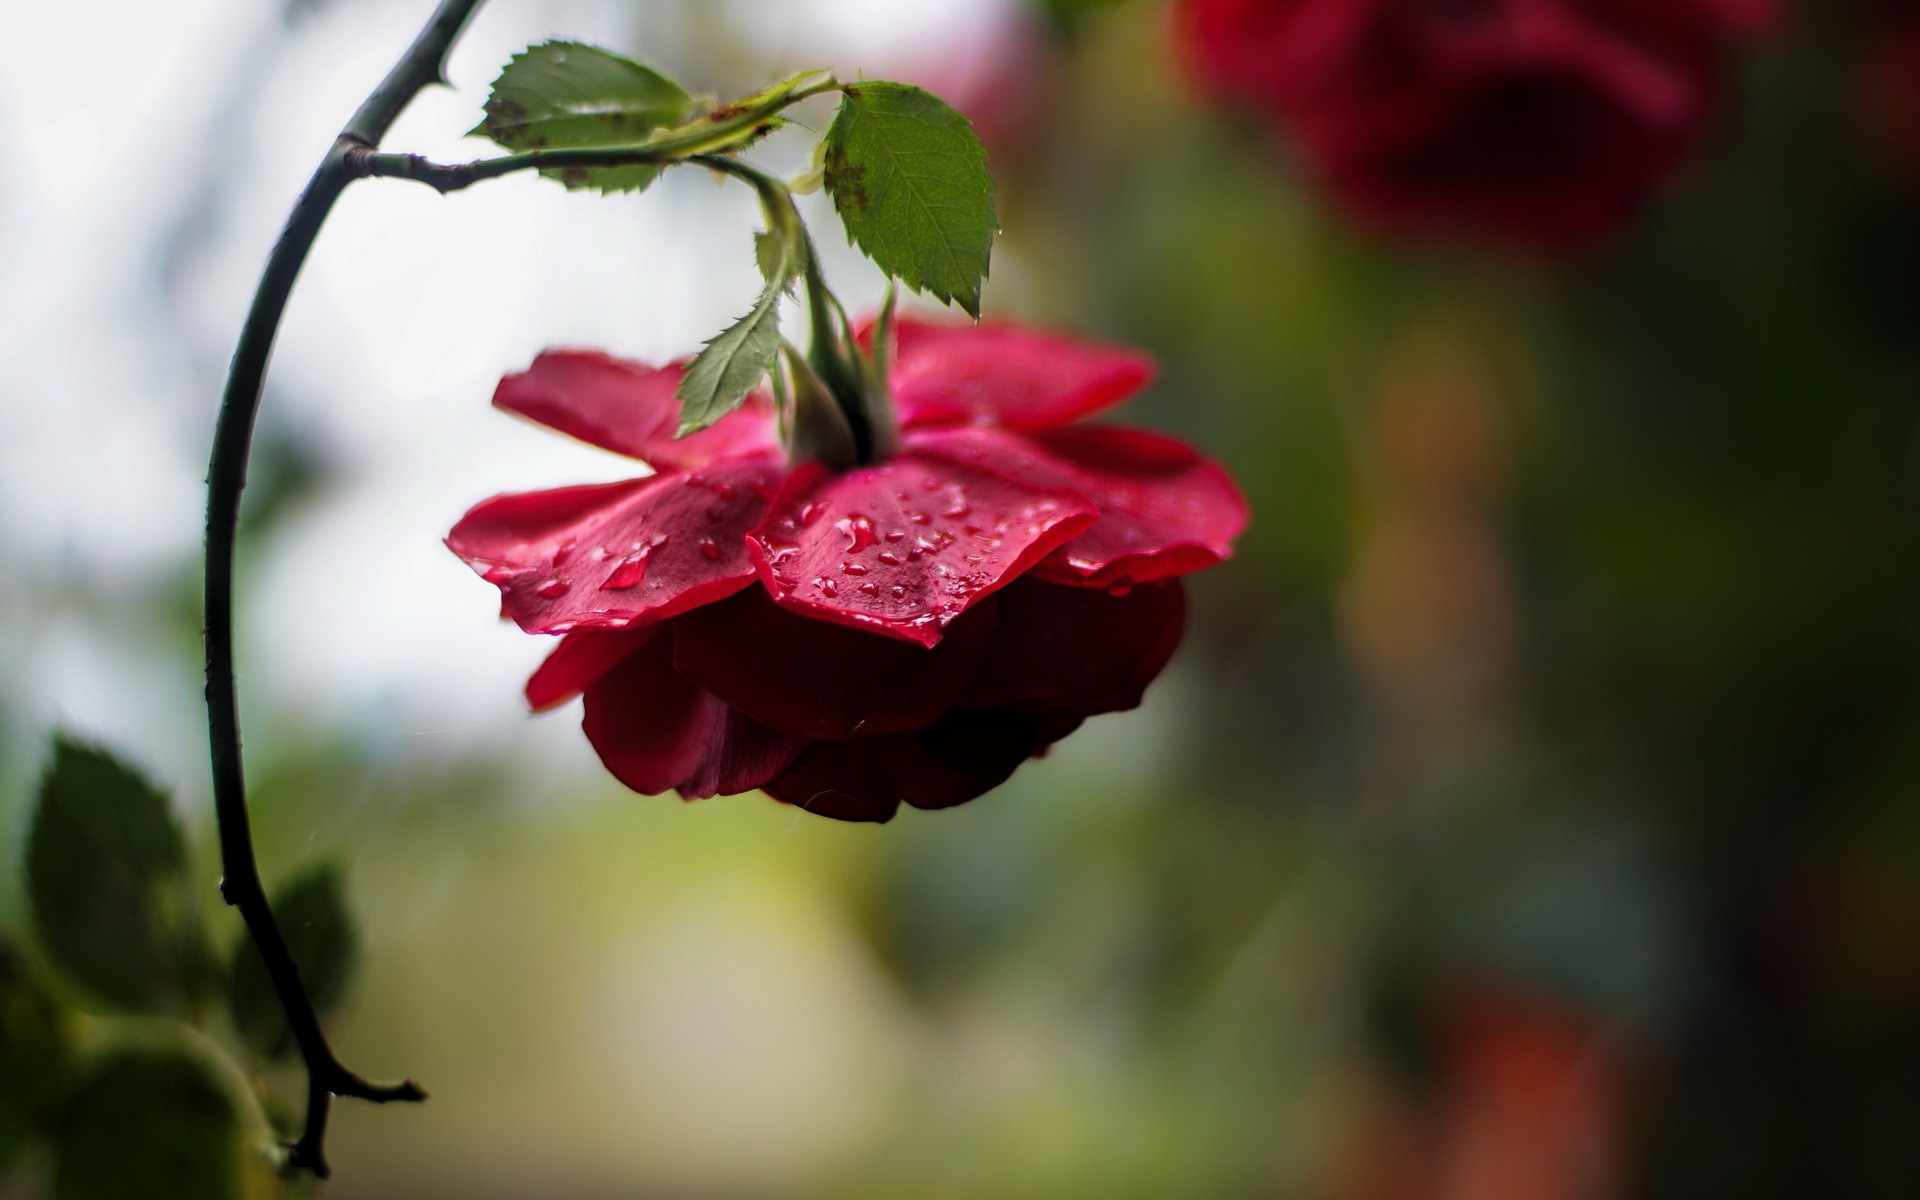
[449,317,1246,822]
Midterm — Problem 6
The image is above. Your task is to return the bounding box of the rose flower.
[1175,0,1774,250]
[448,318,1246,822]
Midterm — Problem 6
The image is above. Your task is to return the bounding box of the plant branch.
[204,0,481,1178]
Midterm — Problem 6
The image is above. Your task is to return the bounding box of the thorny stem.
[204,0,481,1178]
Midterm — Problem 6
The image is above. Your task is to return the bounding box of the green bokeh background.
[4,1,1919,1196]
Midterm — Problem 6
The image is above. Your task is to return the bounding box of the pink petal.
[525,625,654,712]
[581,629,805,798]
[494,350,778,469]
[746,451,1097,648]
[761,709,1084,822]
[672,587,1000,740]
[912,425,1246,588]
[447,458,784,635]
[868,316,1155,432]
[960,580,1186,714]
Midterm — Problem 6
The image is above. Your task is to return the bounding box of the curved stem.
[204,0,481,1178]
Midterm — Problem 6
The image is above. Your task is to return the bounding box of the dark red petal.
[913,425,1245,588]
[446,458,784,635]
[581,630,805,798]
[672,588,999,740]
[525,626,654,712]
[761,709,1083,821]
[961,579,1186,714]
[865,316,1154,431]
[494,350,777,468]
[746,452,1096,648]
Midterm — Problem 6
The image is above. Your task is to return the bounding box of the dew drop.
[890,585,907,599]
[883,530,906,543]
[713,482,738,500]
[604,549,652,589]
[942,502,971,519]
[482,565,517,584]
[813,577,838,597]
[858,582,879,596]
[698,538,721,561]
[841,562,869,576]
[906,510,931,526]
[877,551,903,566]
[836,513,879,551]
[801,500,831,524]
[535,579,570,600]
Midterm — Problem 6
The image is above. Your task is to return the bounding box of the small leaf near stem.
[675,171,807,436]
[229,865,360,1060]
[476,41,694,193]
[824,81,995,318]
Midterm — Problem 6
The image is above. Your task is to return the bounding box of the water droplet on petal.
[841,561,868,576]
[801,501,831,524]
[698,538,721,561]
[858,582,879,596]
[482,565,517,584]
[535,579,570,600]
[813,576,838,597]
[877,551,902,566]
[890,585,907,599]
[883,530,906,543]
[836,513,878,551]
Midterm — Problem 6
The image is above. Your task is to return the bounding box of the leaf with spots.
[824,81,995,317]
[476,41,694,194]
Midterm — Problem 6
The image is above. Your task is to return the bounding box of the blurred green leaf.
[26,738,191,1013]
[52,1049,239,1200]
[676,230,799,435]
[0,942,72,1173]
[228,864,358,1060]
[477,41,694,193]
[824,81,994,317]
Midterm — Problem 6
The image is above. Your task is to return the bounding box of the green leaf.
[228,864,359,1060]
[26,738,190,1013]
[636,69,832,162]
[52,1049,240,1200]
[676,233,801,435]
[477,41,694,193]
[823,81,995,317]
[0,941,72,1173]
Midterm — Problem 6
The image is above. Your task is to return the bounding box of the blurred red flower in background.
[1175,0,1774,250]
[448,319,1246,822]
[1860,1,1920,188]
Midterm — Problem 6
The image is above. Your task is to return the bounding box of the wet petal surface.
[494,350,777,468]
[961,579,1187,714]
[747,450,1096,648]
[876,317,1154,431]
[581,630,805,798]
[917,425,1247,587]
[673,588,999,740]
[448,459,784,635]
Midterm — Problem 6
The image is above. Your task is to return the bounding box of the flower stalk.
[203,0,484,1177]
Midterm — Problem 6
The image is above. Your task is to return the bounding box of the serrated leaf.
[52,1049,240,1200]
[26,738,190,1013]
[824,81,995,317]
[478,41,694,193]
[228,864,358,1060]
[676,236,800,435]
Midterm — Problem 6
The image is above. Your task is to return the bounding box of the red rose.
[1861,3,1920,188]
[1175,0,1774,249]
[448,318,1246,822]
